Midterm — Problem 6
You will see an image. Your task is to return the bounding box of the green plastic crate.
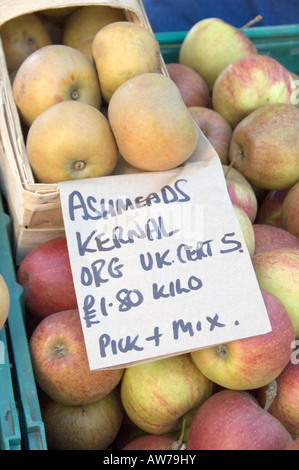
[0,194,47,450]
[0,326,21,450]
[156,23,299,74]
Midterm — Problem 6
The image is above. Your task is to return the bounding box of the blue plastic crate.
[156,23,299,74]
[0,194,47,450]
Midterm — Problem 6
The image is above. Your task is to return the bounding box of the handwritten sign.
[59,135,271,370]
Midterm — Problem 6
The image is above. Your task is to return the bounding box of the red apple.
[29,308,124,406]
[253,224,299,254]
[191,288,295,390]
[187,389,293,450]
[166,63,211,108]
[256,189,290,227]
[120,353,215,435]
[213,55,293,128]
[253,248,299,338]
[281,181,299,238]
[40,388,124,450]
[122,434,181,451]
[228,103,299,190]
[284,438,299,450]
[223,164,258,222]
[257,361,299,439]
[17,237,77,321]
[188,107,232,164]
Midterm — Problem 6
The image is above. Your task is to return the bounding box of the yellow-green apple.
[0,275,10,331]
[191,288,294,390]
[187,389,293,450]
[17,237,77,322]
[213,55,293,128]
[1,13,52,74]
[30,309,124,406]
[188,107,232,164]
[290,71,299,108]
[252,248,299,338]
[167,64,211,108]
[12,44,102,127]
[179,18,257,91]
[256,189,290,227]
[222,164,258,222]
[257,361,299,439]
[40,388,124,450]
[120,353,215,435]
[26,100,118,183]
[284,438,299,450]
[233,205,255,257]
[62,5,126,61]
[92,22,162,103]
[39,7,77,24]
[253,224,299,255]
[228,103,299,190]
[281,181,299,238]
[122,434,181,451]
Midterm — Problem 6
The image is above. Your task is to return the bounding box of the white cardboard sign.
[59,135,271,370]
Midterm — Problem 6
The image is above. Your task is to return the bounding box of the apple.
[39,7,78,23]
[212,55,293,128]
[17,237,77,322]
[122,434,181,451]
[191,288,294,390]
[284,438,299,450]
[253,224,299,254]
[166,63,211,108]
[188,107,232,165]
[39,388,124,450]
[120,353,215,435]
[233,205,255,257]
[281,181,299,238]
[256,189,290,227]
[29,308,124,406]
[26,100,118,183]
[12,44,102,127]
[223,164,258,222]
[0,275,10,332]
[62,5,126,61]
[179,17,257,91]
[1,13,52,75]
[228,103,299,190]
[187,389,293,450]
[257,361,299,439]
[252,248,299,338]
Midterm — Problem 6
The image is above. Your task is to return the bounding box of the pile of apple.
[2,8,299,450]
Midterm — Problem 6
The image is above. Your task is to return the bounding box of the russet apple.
[166,63,211,108]
[191,288,294,390]
[223,164,258,222]
[253,248,299,338]
[256,189,290,227]
[179,17,257,91]
[12,44,102,127]
[62,5,126,61]
[17,237,77,322]
[253,224,299,254]
[281,181,299,238]
[187,389,293,450]
[26,100,118,183]
[257,361,299,439]
[0,275,10,332]
[233,205,255,257]
[228,103,299,190]
[120,353,215,435]
[40,388,124,450]
[213,55,293,128]
[1,13,52,74]
[188,107,232,164]
[30,309,124,406]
